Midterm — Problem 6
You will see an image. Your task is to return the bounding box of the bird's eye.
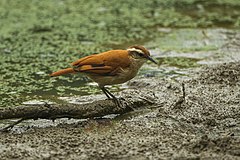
[138,53,145,57]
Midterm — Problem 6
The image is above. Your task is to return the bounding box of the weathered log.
[0,99,147,120]
[0,91,156,131]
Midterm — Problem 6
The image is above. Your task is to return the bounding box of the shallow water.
[0,0,240,108]
[1,28,239,107]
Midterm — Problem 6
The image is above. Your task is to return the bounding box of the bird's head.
[127,45,157,64]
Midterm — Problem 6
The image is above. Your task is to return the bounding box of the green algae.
[158,57,200,68]
[1,0,240,107]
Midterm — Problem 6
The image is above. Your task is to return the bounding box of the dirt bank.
[0,61,239,159]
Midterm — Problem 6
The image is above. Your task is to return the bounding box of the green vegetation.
[1,0,240,107]
[159,57,200,68]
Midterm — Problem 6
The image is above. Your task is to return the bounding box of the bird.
[50,45,157,107]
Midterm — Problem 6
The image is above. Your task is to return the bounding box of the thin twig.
[0,118,26,132]
[172,82,186,109]
[182,82,186,101]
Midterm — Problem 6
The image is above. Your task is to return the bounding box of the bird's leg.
[100,86,122,108]
[100,87,111,99]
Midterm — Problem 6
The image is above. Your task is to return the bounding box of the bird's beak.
[147,56,158,64]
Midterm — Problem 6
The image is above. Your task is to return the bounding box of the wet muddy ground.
[1,23,240,160]
[0,61,240,159]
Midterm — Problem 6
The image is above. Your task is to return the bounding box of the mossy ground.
[1,0,240,107]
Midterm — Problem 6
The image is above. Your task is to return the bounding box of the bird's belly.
[87,68,138,86]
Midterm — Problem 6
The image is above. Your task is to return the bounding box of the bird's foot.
[100,86,128,109]
[113,97,135,111]
[106,97,125,101]
[109,97,125,109]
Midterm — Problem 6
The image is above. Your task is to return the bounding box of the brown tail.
[50,68,75,77]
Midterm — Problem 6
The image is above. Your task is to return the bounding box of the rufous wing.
[72,50,131,76]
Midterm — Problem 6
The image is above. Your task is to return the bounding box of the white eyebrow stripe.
[127,48,144,54]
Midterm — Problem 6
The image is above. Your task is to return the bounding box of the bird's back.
[72,50,131,76]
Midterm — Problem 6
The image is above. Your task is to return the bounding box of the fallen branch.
[1,118,27,132]
[0,93,155,131]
